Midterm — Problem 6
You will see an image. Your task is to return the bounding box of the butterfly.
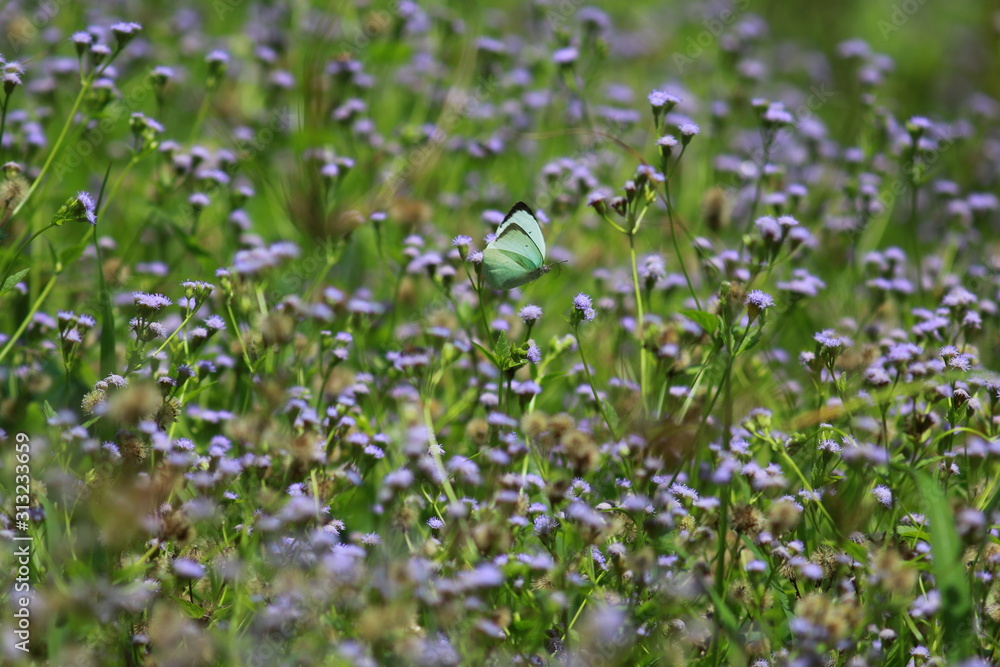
[482,201,551,290]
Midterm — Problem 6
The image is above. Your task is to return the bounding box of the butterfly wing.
[483,246,540,289]
[482,202,547,290]
[495,202,546,260]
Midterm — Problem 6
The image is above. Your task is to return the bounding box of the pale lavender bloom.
[553,47,578,64]
[648,90,680,109]
[814,329,851,349]
[942,286,977,308]
[777,269,826,297]
[871,485,893,508]
[132,292,172,311]
[360,532,381,546]
[756,216,781,243]
[77,191,97,224]
[573,293,596,321]
[745,290,775,310]
[864,366,891,386]
[678,123,700,137]
[104,374,128,388]
[519,305,542,324]
[910,590,940,618]
[533,515,558,536]
[173,558,205,580]
[512,380,542,396]
[204,315,225,330]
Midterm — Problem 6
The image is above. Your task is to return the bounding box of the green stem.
[0,222,59,289]
[0,93,10,162]
[744,134,773,234]
[188,88,215,143]
[100,155,141,213]
[909,178,924,301]
[9,79,94,222]
[474,281,493,348]
[0,273,59,365]
[664,181,702,310]
[628,231,649,414]
[150,310,197,359]
[574,326,617,439]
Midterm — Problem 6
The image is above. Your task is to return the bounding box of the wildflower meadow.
[2,0,1000,664]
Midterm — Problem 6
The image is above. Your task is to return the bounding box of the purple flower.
[871,485,893,508]
[572,293,596,324]
[526,340,541,364]
[204,315,226,330]
[678,123,700,138]
[132,292,172,312]
[77,191,97,225]
[910,590,940,618]
[173,558,205,580]
[763,104,794,127]
[745,290,775,310]
[814,329,851,349]
[553,47,579,65]
[452,235,473,247]
[648,90,680,110]
[519,305,543,324]
[640,255,666,285]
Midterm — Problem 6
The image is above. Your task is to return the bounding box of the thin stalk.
[0,222,59,288]
[664,182,702,310]
[0,93,10,162]
[0,273,58,365]
[574,325,617,439]
[628,231,649,413]
[9,79,94,222]
[744,133,773,232]
[908,177,924,301]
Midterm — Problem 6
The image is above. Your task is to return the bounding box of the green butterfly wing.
[483,202,547,290]
[494,202,546,259]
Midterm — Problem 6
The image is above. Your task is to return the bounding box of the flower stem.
[0,272,58,365]
[9,79,94,223]
[574,326,617,439]
[664,181,702,310]
[0,222,58,289]
[628,231,649,414]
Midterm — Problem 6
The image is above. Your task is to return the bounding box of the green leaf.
[41,400,57,421]
[472,341,499,367]
[175,598,205,619]
[0,268,29,297]
[915,471,972,661]
[495,331,511,368]
[737,330,763,356]
[740,535,794,637]
[59,236,91,269]
[92,226,117,377]
[679,309,720,335]
[600,398,620,436]
[701,579,741,646]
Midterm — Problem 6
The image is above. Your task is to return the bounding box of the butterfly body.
[482,202,550,290]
